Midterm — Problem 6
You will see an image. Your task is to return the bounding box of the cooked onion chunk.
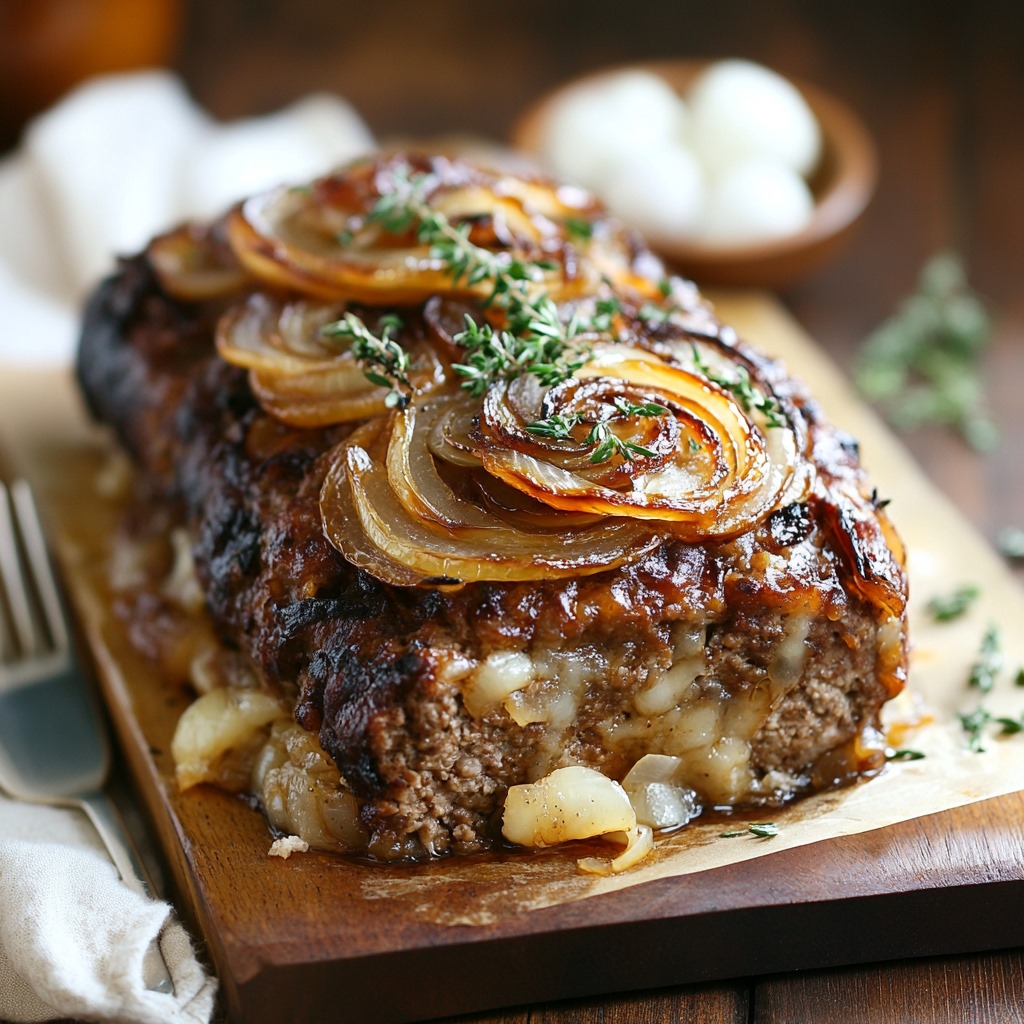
[502,765,638,847]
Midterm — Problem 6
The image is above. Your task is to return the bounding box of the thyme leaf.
[525,399,669,464]
[887,749,926,761]
[361,163,613,397]
[690,344,784,428]
[853,252,997,451]
[719,822,779,840]
[957,624,1020,752]
[968,624,1003,695]
[321,311,410,408]
[926,583,980,622]
[959,707,992,752]
[995,715,1024,736]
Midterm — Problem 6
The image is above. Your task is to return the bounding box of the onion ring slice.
[479,346,806,540]
[320,415,664,586]
[216,293,445,426]
[147,222,249,302]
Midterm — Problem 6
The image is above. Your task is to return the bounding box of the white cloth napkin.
[0,797,215,1024]
[0,69,375,366]
[0,70,376,1021]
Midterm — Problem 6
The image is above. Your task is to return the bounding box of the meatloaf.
[76,151,908,863]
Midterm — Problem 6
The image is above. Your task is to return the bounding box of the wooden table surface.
[9,2,1024,1022]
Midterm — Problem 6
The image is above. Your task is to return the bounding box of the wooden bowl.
[512,60,878,289]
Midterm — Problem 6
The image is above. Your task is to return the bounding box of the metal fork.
[0,479,174,994]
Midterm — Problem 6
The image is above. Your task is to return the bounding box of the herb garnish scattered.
[564,216,594,242]
[719,822,779,840]
[959,707,992,752]
[690,344,784,428]
[886,749,926,762]
[327,163,632,405]
[526,398,669,464]
[968,624,1003,695]
[452,315,589,397]
[853,252,997,451]
[956,624,1022,752]
[994,714,1024,736]
[321,312,410,408]
[926,583,980,622]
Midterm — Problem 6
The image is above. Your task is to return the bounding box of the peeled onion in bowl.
[701,158,815,245]
[599,144,704,239]
[538,71,687,190]
[687,59,822,177]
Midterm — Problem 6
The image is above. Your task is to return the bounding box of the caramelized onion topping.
[215,293,445,426]
[224,153,635,306]
[320,410,664,586]
[479,344,807,542]
[148,222,250,302]
[196,152,903,602]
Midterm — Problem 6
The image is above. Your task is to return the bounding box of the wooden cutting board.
[2,292,1024,1024]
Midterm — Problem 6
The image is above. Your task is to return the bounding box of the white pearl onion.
[701,157,815,245]
[538,59,823,247]
[687,59,822,177]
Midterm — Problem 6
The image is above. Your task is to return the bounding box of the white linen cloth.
[0,69,375,366]
[0,797,214,1024]
[0,70,375,1021]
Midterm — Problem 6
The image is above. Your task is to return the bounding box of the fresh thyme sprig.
[360,164,615,397]
[719,822,779,840]
[452,315,591,397]
[853,252,997,451]
[968,623,1003,695]
[959,706,992,753]
[926,583,980,622]
[525,398,669,464]
[690,344,784,428]
[957,623,1020,752]
[320,312,410,408]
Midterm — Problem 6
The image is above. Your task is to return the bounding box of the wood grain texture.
[757,950,1024,1024]
[444,984,749,1024]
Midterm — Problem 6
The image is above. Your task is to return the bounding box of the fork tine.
[11,481,69,653]
[0,482,46,658]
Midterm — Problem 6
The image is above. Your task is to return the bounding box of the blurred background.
[1,0,1022,551]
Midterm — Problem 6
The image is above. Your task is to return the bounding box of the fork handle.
[79,792,176,994]
[79,792,155,898]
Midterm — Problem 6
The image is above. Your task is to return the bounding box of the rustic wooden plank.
[441,984,749,1024]
[755,950,1024,1024]
[530,986,749,1024]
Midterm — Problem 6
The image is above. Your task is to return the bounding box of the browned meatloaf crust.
[76,162,908,860]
